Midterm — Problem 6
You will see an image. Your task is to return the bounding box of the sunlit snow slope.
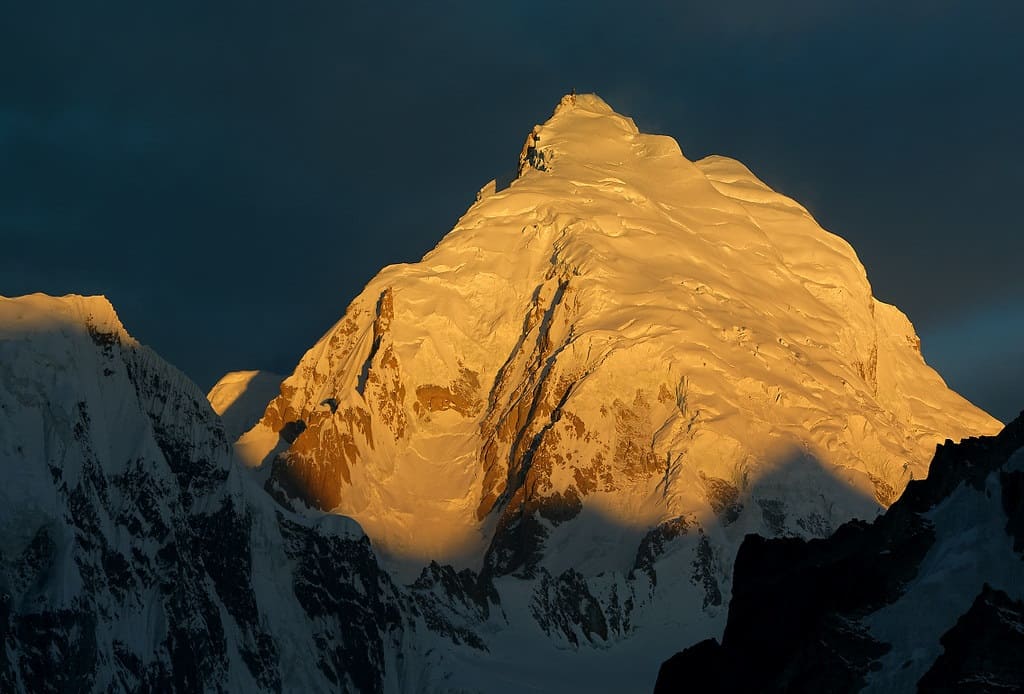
[242,93,996,568]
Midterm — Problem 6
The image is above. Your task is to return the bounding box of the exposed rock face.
[917,584,1024,693]
[656,411,1024,693]
[234,94,998,683]
[0,294,488,692]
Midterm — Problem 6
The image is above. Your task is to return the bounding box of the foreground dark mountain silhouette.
[655,410,1024,693]
[0,94,1004,692]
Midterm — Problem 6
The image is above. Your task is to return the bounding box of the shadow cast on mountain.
[488,441,881,576]
[466,443,883,663]
[738,443,885,538]
[259,423,884,600]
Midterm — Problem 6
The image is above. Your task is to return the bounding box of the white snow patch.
[864,471,1024,692]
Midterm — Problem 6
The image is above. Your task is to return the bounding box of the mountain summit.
[241,93,996,563]
[230,93,999,686]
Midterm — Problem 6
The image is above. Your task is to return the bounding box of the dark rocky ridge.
[655,411,1024,693]
[917,584,1024,693]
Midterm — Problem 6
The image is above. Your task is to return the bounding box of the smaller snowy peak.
[208,370,284,440]
[0,293,227,491]
[0,294,433,693]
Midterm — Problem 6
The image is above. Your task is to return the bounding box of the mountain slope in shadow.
[655,410,1024,693]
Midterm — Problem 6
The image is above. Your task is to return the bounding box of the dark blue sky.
[2,2,1022,421]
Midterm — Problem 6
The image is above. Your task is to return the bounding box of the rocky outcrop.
[656,411,1024,693]
[918,584,1024,693]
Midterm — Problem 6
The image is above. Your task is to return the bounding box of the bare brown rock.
[415,367,482,418]
[613,391,661,480]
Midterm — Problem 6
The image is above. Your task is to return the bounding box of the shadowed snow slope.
[228,94,999,689]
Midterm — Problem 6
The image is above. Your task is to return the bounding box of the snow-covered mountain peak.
[240,94,998,588]
[512,92,692,185]
[0,292,228,501]
[526,92,642,154]
[224,95,1004,686]
[511,95,868,295]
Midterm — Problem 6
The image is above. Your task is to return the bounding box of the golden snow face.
[236,94,1000,573]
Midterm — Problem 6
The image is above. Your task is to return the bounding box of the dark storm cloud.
[2,2,1022,420]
